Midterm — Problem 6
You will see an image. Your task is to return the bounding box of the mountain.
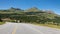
[0,7,59,18]
[0,7,60,25]
[25,7,40,12]
[8,7,24,12]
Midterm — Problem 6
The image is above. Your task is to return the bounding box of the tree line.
[0,13,60,25]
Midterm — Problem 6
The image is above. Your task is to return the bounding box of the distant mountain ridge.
[0,7,59,16]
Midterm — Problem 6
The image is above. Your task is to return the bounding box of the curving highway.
[0,22,60,34]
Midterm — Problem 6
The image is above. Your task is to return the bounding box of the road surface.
[0,22,60,34]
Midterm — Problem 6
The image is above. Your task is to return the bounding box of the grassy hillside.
[0,22,5,25]
[0,7,60,25]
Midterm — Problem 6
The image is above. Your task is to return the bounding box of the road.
[0,22,60,34]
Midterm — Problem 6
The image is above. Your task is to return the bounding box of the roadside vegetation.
[33,23,60,29]
[0,7,60,28]
[0,22,5,25]
[0,18,5,25]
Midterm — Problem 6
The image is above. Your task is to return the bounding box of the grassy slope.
[33,23,60,29]
[0,22,5,25]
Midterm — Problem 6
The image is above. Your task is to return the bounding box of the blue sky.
[0,0,60,15]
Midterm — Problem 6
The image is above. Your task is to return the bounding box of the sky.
[0,0,60,15]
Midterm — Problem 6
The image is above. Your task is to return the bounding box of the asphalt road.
[0,22,60,34]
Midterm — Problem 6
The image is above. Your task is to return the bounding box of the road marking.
[12,25,17,34]
[31,27,44,34]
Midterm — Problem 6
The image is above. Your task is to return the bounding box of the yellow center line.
[12,25,17,34]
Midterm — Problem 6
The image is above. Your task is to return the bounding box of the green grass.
[0,22,5,25]
[33,23,60,29]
